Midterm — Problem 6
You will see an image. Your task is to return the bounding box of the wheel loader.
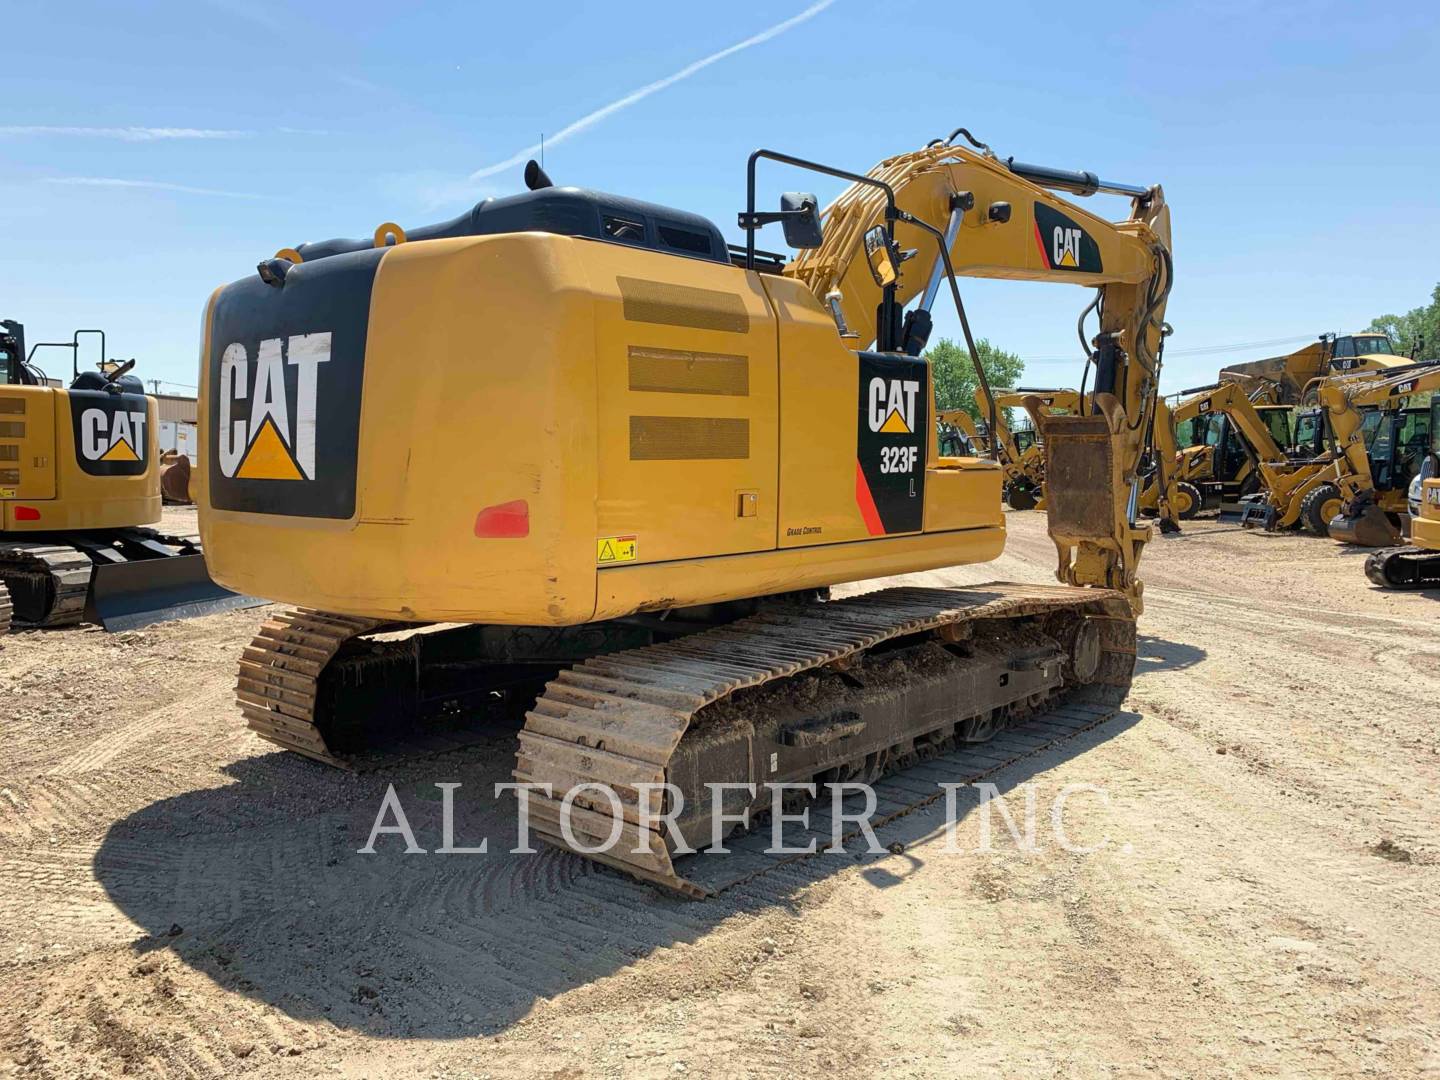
[1365,396,1440,588]
[0,318,250,632]
[198,133,1173,895]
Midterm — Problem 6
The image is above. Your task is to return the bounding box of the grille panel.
[628,346,749,396]
[617,276,750,334]
[629,416,749,460]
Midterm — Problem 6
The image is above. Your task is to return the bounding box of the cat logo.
[1390,379,1419,396]
[80,407,146,463]
[1052,227,1082,268]
[1198,401,1212,413]
[218,332,330,481]
[867,376,921,435]
[70,392,150,477]
[1033,203,1103,274]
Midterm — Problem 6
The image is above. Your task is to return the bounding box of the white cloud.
[1,125,250,141]
[45,177,262,199]
[467,0,840,181]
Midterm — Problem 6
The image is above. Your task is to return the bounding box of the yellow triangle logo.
[99,437,140,462]
[598,541,616,562]
[236,417,304,481]
[879,409,912,434]
[1059,249,1078,267]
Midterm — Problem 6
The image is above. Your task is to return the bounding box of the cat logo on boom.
[1033,203,1103,274]
[217,332,330,482]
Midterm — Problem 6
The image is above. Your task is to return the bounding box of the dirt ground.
[2,506,1438,1079]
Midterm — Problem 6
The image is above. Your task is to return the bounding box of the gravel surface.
[1,509,1437,1078]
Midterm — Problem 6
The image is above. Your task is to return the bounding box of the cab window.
[1332,337,1355,359]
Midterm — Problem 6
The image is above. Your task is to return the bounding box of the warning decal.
[597,536,638,564]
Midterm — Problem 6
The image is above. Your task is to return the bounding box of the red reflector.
[14,506,40,521]
[473,499,529,538]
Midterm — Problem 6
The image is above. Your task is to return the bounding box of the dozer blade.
[86,553,262,631]
[1328,503,1400,548]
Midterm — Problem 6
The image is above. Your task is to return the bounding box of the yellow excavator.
[198,133,1172,895]
[0,319,248,632]
[1221,332,1414,404]
[1364,399,1440,587]
[938,387,1080,509]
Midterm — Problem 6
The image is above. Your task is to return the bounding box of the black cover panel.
[207,248,382,520]
[856,351,928,534]
[69,389,150,477]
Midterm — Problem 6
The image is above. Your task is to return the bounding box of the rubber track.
[0,543,93,629]
[1365,545,1440,590]
[515,583,1135,898]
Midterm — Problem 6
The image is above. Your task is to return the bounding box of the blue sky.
[2,0,1437,393]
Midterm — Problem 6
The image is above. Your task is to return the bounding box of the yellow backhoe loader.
[0,318,250,632]
[1140,382,1295,519]
[1323,363,1440,546]
[1235,363,1438,540]
[939,387,1079,509]
[1221,332,1414,404]
[1364,399,1440,588]
[198,133,1172,895]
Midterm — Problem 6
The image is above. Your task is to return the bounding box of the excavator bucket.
[159,453,194,504]
[86,552,261,631]
[1327,503,1400,548]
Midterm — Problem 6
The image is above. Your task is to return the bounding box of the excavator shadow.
[94,711,1138,1039]
[1134,635,1207,674]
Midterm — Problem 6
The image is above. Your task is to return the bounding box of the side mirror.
[779,192,823,249]
[864,225,898,288]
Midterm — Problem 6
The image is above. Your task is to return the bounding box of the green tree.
[1368,282,1440,360]
[925,336,1026,419]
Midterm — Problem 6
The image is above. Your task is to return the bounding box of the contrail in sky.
[45,176,261,199]
[468,0,839,180]
[2,125,248,141]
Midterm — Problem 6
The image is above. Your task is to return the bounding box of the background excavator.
[0,318,249,632]
[938,386,1080,510]
[198,132,1172,895]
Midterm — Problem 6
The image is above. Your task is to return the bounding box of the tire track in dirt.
[46,685,235,777]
